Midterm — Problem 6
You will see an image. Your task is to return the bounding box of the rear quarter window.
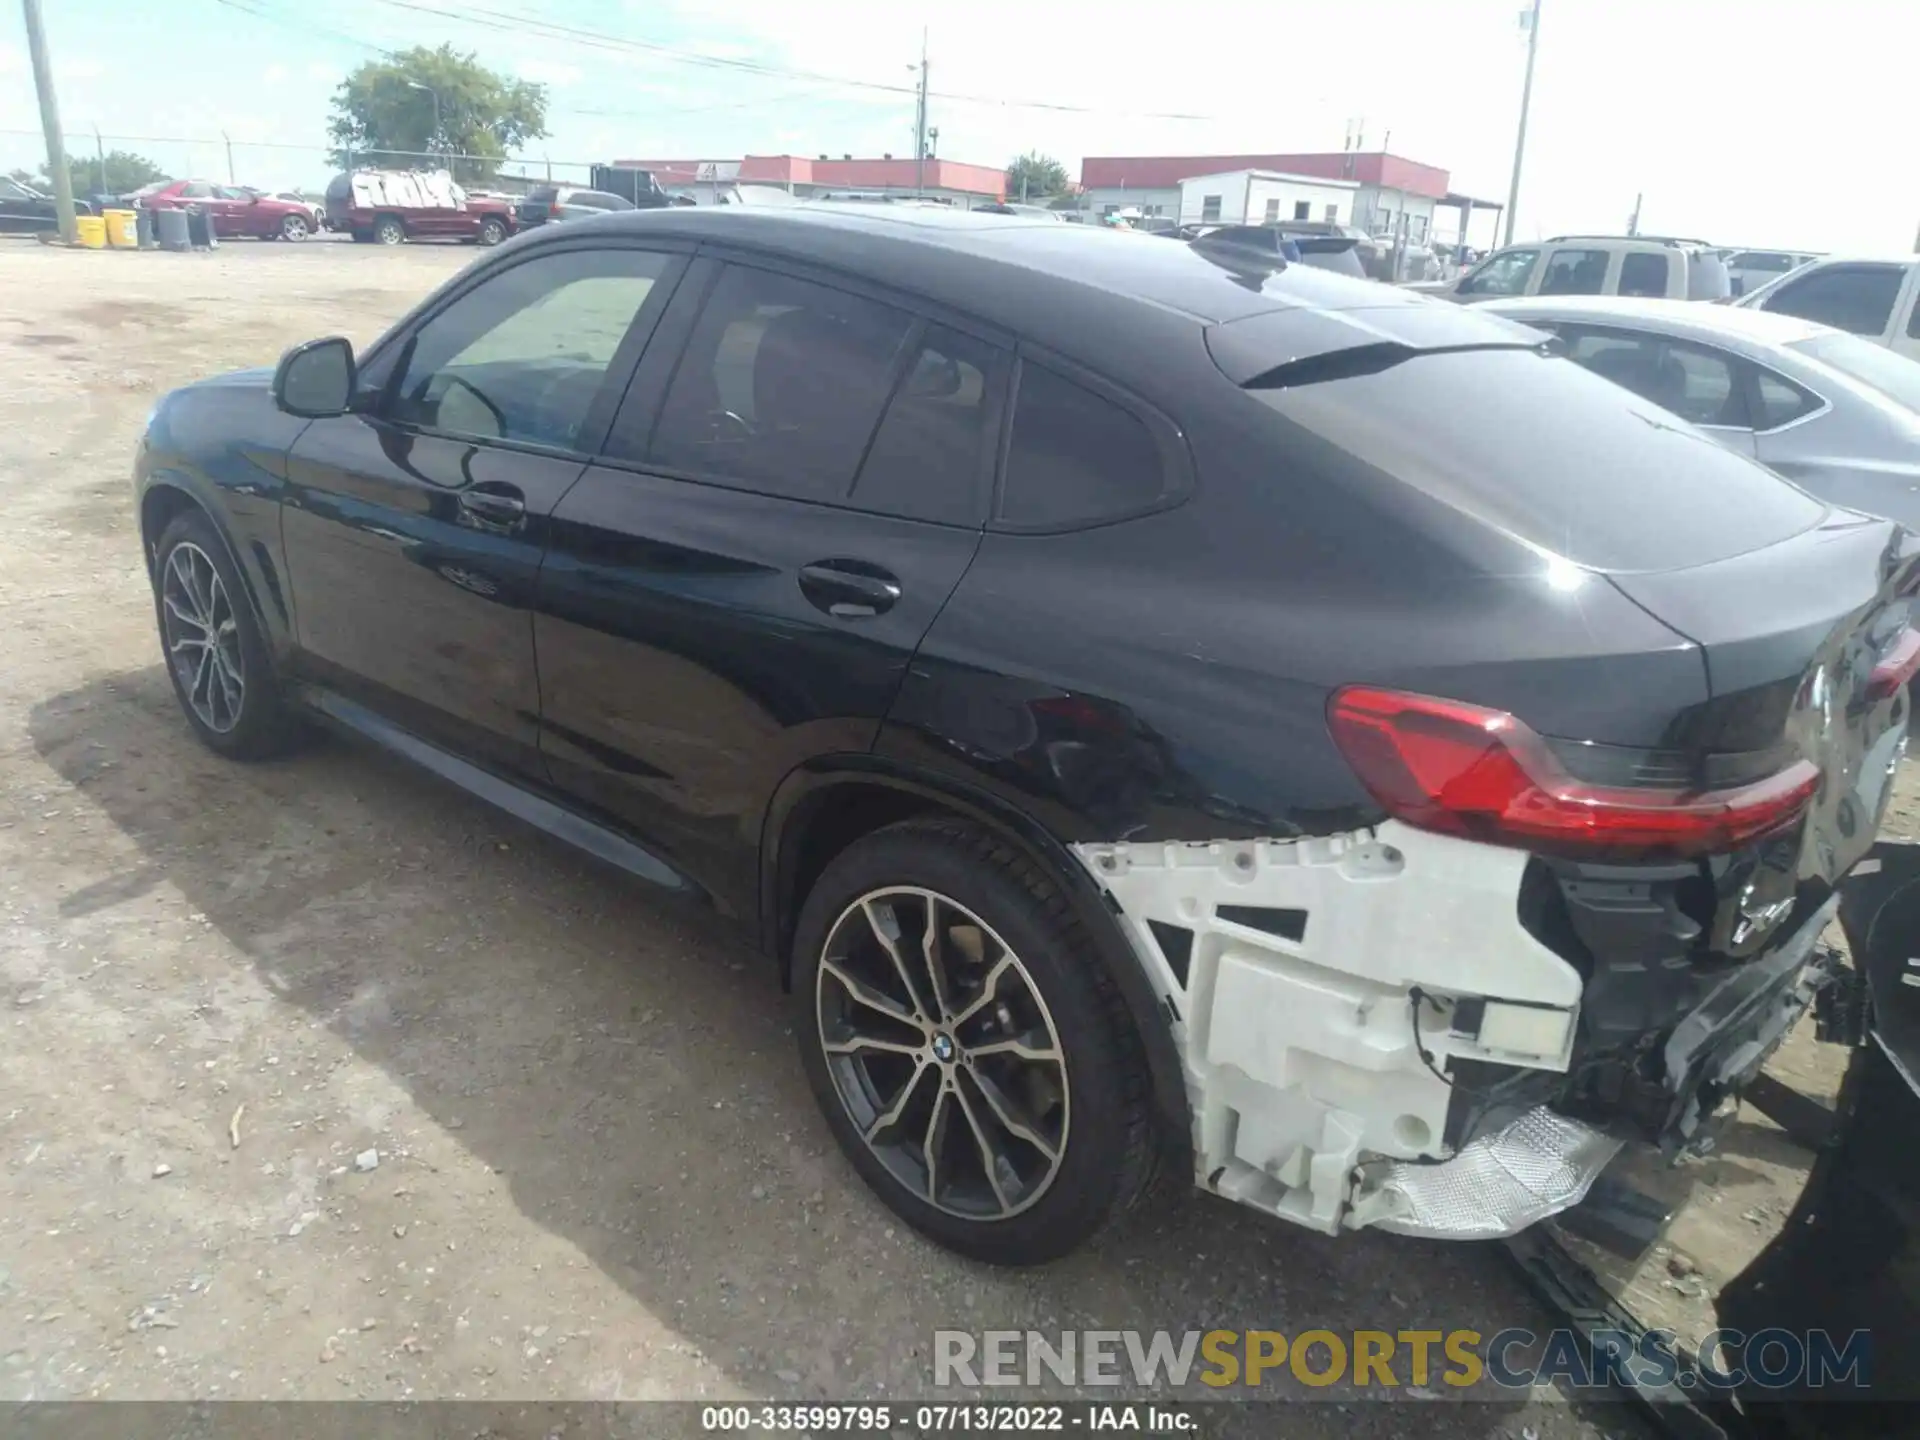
[1246,347,1824,573]
[996,361,1182,530]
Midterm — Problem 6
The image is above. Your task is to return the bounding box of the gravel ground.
[0,234,1893,1438]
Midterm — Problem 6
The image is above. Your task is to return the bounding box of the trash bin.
[184,205,218,249]
[156,207,191,252]
[135,206,157,249]
[73,214,107,248]
[103,208,138,248]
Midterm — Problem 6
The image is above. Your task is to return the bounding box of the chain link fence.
[0,128,602,198]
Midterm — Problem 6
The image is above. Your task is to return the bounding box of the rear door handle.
[459,482,526,528]
[798,560,902,618]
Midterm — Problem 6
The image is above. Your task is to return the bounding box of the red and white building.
[613,155,1007,208]
[1079,151,1503,247]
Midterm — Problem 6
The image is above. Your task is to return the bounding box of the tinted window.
[1618,252,1668,297]
[1761,264,1904,336]
[852,327,1002,525]
[0,177,32,200]
[1754,371,1822,429]
[1246,348,1822,572]
[388,248,672,450]
[1201,195,1222,223]
[180,182,215,199]
[999,363,1165,529]
[1459,248,1538,296]
[1538,248,1609,295]
[650,265,914,500]
[1561,329,1745,427]
[1908,292,1920,340]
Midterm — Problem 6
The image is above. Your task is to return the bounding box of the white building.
[1175,169,1359,228]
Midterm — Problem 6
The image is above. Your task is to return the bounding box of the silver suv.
[1410,235,1731,304]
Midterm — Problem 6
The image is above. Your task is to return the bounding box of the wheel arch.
[139,474,292,661]
[760,757,1193,1157]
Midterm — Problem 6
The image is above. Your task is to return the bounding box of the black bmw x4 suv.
[135,205,1919,1266]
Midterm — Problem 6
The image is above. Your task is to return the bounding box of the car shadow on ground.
[28,666,1636,1436]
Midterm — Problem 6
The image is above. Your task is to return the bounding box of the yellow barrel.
[103,209,138,248]
[73,214,107,249]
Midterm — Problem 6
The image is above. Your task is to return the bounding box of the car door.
[532,255,1004,906]
[1533,246,1614,297]
[1754,263,1910,350]
[1554,325,1759,456]
[281,239,691,778]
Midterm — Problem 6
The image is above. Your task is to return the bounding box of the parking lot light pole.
[1502,0,1542,247]
[21,0,77,243]
[406,80,440,162]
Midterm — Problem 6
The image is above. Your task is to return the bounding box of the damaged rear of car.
[895,282,1920,1250]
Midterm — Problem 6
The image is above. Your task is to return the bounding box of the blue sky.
[1,0,1916,253]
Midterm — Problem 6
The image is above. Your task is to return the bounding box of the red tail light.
[1327,686,1819,862]
[1867,626,1920,702]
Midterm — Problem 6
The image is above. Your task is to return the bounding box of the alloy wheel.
[815,887,1070,1221]
[282,215,309,240]
[160,542,245,734]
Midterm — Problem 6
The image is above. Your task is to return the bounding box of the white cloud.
[263,64,289,84]
[306,61,337,83]
[62,57,104,81]
[0,45,19,75]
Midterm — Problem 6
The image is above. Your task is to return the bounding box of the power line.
[359,0,1221,121]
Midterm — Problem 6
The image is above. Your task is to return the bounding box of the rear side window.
[1246,348,1822,573]
[1560,328,1746,428]
[1760,264,1904,336]
[649,265,915,501]
[852,326,1003,526]
[1754,371,1821,429]
[1538,249,1609,295]
[998,363,1167,529]
[1618,252,1668,297]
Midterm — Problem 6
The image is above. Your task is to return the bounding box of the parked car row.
[136,203,1920,1273]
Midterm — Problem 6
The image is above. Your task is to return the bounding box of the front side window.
[649,264,915,501]
[180,182,215,199]
[388,248,674,451]
[1200,195,1222,223]
[1459,247,1539,297]
[998,363,1167,529]
[1538,248,1610,295]
[1618,252,1668,297]
[1760,264,1905,336]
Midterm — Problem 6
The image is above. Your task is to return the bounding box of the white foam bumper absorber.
[1367,1106,1621,1240]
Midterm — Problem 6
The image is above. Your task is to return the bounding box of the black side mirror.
[273,336,356,418]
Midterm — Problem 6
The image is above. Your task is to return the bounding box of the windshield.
[1790,332,1920,415]
[0,177,38,199]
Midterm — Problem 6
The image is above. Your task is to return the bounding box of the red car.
[323,169,515,246]
[129,180,319,240]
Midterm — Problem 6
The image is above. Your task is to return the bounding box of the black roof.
[541,202,1439,328]
[530,203,1537,399]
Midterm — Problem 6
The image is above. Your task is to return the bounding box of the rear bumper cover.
[1073,822,1835,1240]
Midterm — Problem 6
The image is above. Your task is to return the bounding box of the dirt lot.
[0,236,1897,1435]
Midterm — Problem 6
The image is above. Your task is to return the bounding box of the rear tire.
[350,228,372,244]
[477,216,507,247]
[373,215,405,245]
[151,510,305,761]
[792,818,1157,1266]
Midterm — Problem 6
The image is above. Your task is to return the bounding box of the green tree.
[68,150,167,198]
[327,45,549,183]
[1005,152,1071,203]
[8,152,164,197]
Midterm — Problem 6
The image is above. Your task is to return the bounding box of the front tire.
[280,213,310,241]
[792,819,1157,1266]
[477,216,507,246]
[152,510,304,760]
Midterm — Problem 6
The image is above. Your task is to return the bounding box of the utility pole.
[1503,0,1542,247]
[21,0,77,243]
[94,124,103,198]
[1627,192,1643,237]
[223,131,235,184]
[913,30,928,199]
